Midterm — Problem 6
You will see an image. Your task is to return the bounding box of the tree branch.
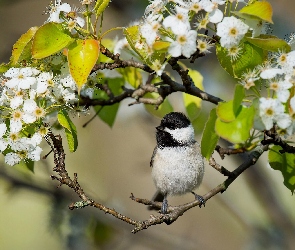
[215,145,247,159]
[262,129,295,153]
[45,131,268,233]
[209,157,233,177]
[83,47,223,109]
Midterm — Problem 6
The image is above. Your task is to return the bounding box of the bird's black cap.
[158,112,191,130]
[156,112,192,148]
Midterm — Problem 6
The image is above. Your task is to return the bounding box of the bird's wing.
[150,146,158,167]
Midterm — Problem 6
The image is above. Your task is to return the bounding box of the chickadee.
[150,112,205,214]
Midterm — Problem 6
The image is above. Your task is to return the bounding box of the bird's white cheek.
[164,125,195,143]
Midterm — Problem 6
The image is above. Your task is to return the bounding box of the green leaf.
[10,26,38,65]
[201,108,219,160]
[93,105,119,128]
[152,41,170,51]
[67,39,100,93]
[239,1,273,23]
[183,69,204,121]
[25,159,35,173]
[118,67,142,88]
[32,22,74,59]
[269,145,295,193]
[124,26,148,63]
[145,93,173,118]
[246,35,291,52]
[93,78,124,127]
[0,63,10,73]
[57,109,78,152]
[215,105,255,144]
[233,84,245,116]
[233,42,265,78]
[216,44,235,77]
[216,100,236,122]
[216,42,265,78]
[94,0,111,17]
[99,39,115,63]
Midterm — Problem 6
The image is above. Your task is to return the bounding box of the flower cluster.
[0,64,78,166]
[251,50,295,134]
[46,0,85,32]
[126,0,295,134]
[115,0,252,75]
[1,0,295,168]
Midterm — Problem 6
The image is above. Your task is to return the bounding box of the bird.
[150,112,205,214]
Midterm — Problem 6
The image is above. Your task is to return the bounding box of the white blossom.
[268,78,292,103]
[202,0,225,23]
[163,6,190,35]
[27,146,43,161]
[260,68,283,79]
[144,0,167,16]
[10,119,22,133]
[189,0,205,14]
[167,30,198,58]
[216,16,249,49]
[36,72,53,94]
[5,152,21,166]
[140,14,162,46]
[4,67,37,90]
[259,97,291,130]
[10,96,24,109]
[47,0,71,23]
[0,123,8,152]
[22,100,45,124]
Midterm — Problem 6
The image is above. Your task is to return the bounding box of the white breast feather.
[151,142,204,196]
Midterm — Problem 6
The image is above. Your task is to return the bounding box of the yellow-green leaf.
[57,109,78,152]
[245,35,291,52]
[0,63,10,73]
[32,22,74,59]
[216,44,235,77]
[124,26,148,63]
[153,41,170,51]
[94,0,111,17]
[118,67,142,88]
[68,39,100,93]
[216,100,235,122]
[183,69,204,121]
[233,42,265,78]
[239,1,273,23]
[201,108,219,160]
[99,39,115,63]
[10,26,38,65]
[215,105,255,144]
[233,84,245,116]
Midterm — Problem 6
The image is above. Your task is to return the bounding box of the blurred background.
[0,0,295,249]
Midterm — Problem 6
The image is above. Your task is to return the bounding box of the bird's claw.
[192,192,206,208]
[160,196,168,214]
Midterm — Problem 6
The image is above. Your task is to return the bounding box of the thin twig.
[215,145,247,159]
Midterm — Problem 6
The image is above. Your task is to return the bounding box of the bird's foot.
[160,196,168,214]
[192,192,206,208]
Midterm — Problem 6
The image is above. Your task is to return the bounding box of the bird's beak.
[156,125,164,131]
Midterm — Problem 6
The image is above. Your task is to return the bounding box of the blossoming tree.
[0,0,295,233]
